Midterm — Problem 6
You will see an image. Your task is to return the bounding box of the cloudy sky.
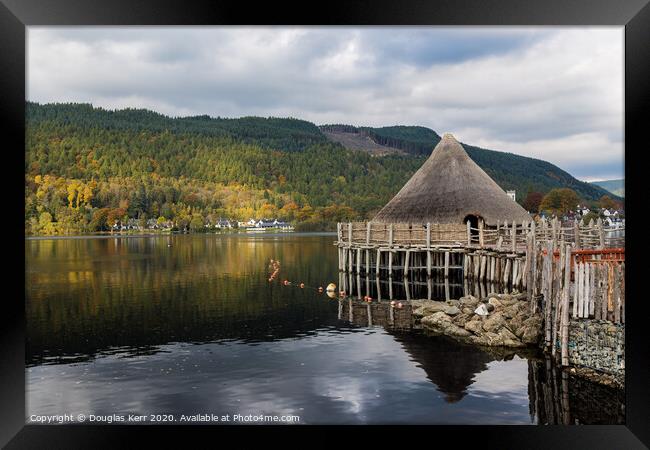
[27,27,624,181]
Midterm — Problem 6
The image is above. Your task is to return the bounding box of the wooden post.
[388,250,393,277]
[574,220,581,248]
[511,222,517,253]
[584,262,590,318]
[337,222,342,244]
[348,222,353,246]
[561,244,571,366]
[597,219,605,249]
[366,222,371,245]
[389,223,394,247]
[467,220,471,246]
[479,219,484,248]
[444,251,450,279]
[404,250,411,278]
[427,250,432,278]
[426,222,431,248]
[376,249,381,276]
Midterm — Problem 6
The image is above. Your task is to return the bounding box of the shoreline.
[25,231,337,240]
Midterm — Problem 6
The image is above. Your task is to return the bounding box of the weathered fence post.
[467,220,471,246]
[561,244,571,366]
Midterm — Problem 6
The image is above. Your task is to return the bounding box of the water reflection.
[25,234,623,424]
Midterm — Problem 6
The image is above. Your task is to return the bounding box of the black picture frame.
[2,0,648,447]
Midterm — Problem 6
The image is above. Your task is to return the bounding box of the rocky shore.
[412,292,543,348]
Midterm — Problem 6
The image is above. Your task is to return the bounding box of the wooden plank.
[584,262,591,318]
[467,220,471,246]
[404,250,411,278]
[444,251,450,279]
[426,222,431,248]
[561,244,571,365]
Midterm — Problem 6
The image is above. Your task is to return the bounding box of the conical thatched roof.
[373,133,531,226]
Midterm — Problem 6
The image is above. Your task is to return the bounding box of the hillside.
[25,102,617,236]
[590,179,624,197]
[319,125,616,203]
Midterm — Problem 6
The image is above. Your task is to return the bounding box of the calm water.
[25,233,624,425]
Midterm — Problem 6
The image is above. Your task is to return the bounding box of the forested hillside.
[25,103,617,235]
[320,124,616,201]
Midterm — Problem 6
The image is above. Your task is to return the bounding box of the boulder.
[482,312,506,333]
[459,295,479,307]
[464,319,483,334]
[461,307,475,315]
[412,301,448,318]
[452,313,472,327]
[444,305,461,316]
[488,297,502,308]
[421,312,471,337]
[486,303,495,312]
[445,299,461,307]
[519,315,543,344]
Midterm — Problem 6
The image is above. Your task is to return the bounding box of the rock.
[520,315,543,344]
[488,297,502,308]
[509,315,525,335]
[446,299,460,307]
[502,304,520,319]
[445,306,461,316]
[474,304,489,316]
[421,312,470,337]
[461,307,474,315]
[483,312,506,333]
[412,301,448,317]
[486,303,495,312]
[459,295,479,306]
[464,319,483,334]
[452,313,471,327]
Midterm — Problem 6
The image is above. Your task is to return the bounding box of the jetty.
[335,133,625,386]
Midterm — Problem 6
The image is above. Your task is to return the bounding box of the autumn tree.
[599,195,619,210]
[539,188,579,216]
[522,191,544,213]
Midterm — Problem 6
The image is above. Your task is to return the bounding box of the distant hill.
[25,102,619,236]
[590,179,624,197]
[319,124,617,203]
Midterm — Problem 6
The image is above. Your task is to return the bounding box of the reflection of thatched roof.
[373,133,531,226]
[391,332,495,403]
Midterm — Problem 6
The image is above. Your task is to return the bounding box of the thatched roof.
[373,133,531,226]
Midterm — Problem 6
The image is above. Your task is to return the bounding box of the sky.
[27,27,624,182]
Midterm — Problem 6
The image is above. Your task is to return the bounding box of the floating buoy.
[367,296,372,302]
[283,280,289,286]
[397,302,403,309]
[268,278,273,282]
[390,301,396,307]
[326,283,336,292]
[318,286,323,293]
[300,283,305,289]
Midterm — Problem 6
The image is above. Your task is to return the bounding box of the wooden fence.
[533,242,625,366]
[338,217,624,251]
